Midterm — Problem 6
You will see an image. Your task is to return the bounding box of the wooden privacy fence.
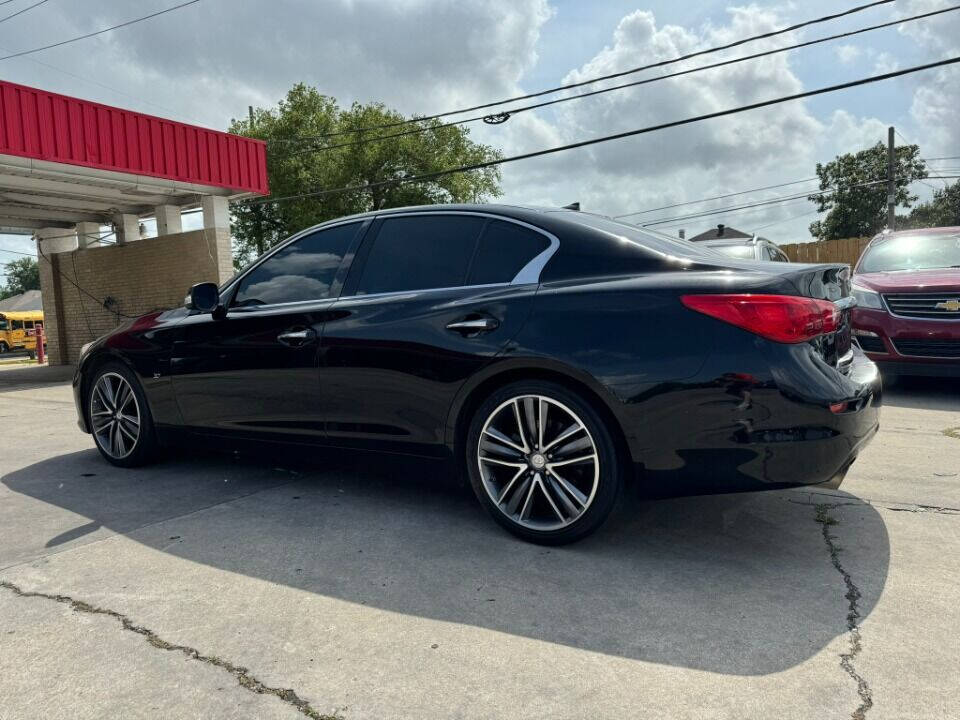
[778,237,871,267]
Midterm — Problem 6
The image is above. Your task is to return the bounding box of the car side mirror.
[186,282,220,314]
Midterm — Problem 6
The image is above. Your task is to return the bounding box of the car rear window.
[467,220,549,285]
[357,215,486,295]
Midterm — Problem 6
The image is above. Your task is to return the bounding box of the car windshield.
[858,232,960,272]
[706,244,755,259]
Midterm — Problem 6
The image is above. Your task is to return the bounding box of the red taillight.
[680,294,840,344]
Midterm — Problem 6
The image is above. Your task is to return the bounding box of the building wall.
[38,228,232,365]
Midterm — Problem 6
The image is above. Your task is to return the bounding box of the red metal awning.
[0,79,268,196]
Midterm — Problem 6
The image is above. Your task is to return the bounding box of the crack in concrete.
[789,495,960,516]
[0,580,339,720]
[814,504,872,720]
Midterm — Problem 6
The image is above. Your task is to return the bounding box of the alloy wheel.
[89,372,141,460]
[477,394,600,531]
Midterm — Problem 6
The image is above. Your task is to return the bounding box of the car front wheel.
[466,380,621,545]
[87,362,158,467]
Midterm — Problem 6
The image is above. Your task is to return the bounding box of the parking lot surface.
[1,364,958,720]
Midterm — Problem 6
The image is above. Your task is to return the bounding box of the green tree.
[898,180,960,229]
[808,142,928,240]
[229,84,503,268]
[0,257,40,300]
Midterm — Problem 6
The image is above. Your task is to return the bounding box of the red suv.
[851,226,960,377]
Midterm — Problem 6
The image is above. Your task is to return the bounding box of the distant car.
[851,227,960,377]
[701,236,791,262]
[73,205,879,544]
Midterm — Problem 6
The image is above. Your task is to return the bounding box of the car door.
[168,220,367,441]
[319,212,553,456]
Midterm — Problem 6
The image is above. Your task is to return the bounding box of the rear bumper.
[852,306,960,375]
[625,343,881,498]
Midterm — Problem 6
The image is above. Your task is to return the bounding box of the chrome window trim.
[221,210,560,312]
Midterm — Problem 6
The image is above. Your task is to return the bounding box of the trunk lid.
[698,258,854,368]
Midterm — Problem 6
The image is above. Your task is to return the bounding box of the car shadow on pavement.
[882,375,960,412]
[2,446,889,675]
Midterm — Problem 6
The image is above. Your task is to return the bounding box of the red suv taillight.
[681,294,840,344]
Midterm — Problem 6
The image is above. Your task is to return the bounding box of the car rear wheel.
[87,362,158,467]
[466,380,621,545]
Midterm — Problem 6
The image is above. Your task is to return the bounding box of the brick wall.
[38,228,232,365]
[779,237,871,267]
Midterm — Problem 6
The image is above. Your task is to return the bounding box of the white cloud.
[488,5,828,240]
[896,0,960,158]
[1,0,955,252]
[871,51,900,74]
[835,45,862,64]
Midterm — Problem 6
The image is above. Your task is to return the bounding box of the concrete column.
[75,222,101,250]
[201,195,230,231]
[35,226,76,254]
[114,213,139,245]
[155,204,182,236]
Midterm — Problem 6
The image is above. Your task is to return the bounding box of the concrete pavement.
[1,369,958,719]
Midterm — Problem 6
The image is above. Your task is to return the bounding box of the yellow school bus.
[0,311,44,355]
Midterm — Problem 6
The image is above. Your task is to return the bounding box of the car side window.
[232,223,361,307]
[467,220,549,285]
[356,215,486,295]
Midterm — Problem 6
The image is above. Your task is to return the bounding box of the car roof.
[315,203,570,226]
[700,237,759,246]
[872,226,960,240]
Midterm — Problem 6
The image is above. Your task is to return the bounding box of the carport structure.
[0,79,268,364]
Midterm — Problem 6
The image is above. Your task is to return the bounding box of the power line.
[645,175,960,229]
[653,197,812,232]
[614,177,819,219]
[282,3,960,154]
[245,55,960,207]
[280,0,895,142]
[639,180,889,227]
[0,0,49,24]
[0,0,203,62]
[752,209,821,233]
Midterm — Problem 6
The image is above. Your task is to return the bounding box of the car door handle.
[446,316,500,334]
[277,328,317,347]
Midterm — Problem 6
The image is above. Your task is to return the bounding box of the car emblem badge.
[934,299,960,312]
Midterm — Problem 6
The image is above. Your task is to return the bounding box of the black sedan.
[73,204,880,544]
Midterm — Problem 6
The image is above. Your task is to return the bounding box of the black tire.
[0,341,8,354]
[465,380,621,545]
[86,361,158,467]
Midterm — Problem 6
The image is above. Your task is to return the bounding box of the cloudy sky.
[2,0,959,281]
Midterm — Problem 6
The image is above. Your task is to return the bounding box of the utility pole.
[887,126,896,231]
[249,105,265,256]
